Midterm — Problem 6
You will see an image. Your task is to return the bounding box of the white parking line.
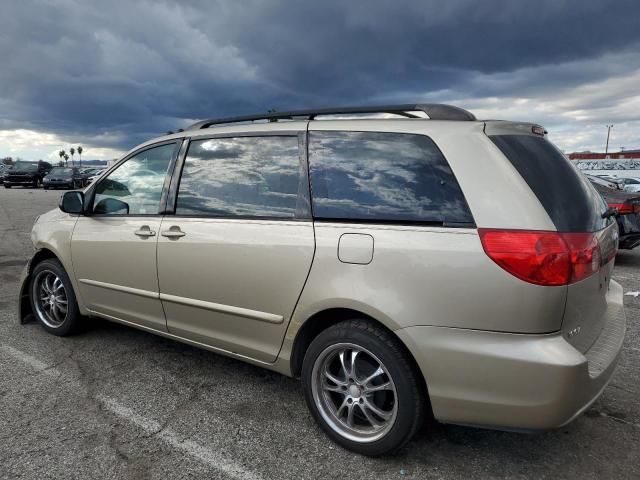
[1,343,262,480]
[97,395,262,480]
[0,344,58,376]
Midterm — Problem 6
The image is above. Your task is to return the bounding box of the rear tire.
[4,184,11,188]
[302,319,425,456]
[30,259,81,336]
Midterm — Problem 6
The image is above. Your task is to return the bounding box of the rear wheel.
[30,259,80,336]
[4,184,10,188]
[302,319,425,456]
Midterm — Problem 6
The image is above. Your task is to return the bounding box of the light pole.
[605,124,613,158]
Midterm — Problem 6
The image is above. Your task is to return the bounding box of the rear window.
[490,135,608,232]
[308,131,474,226]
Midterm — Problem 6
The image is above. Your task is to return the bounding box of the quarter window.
[175,136,307,218]
[308,131,474,225]
[93,143,176,215]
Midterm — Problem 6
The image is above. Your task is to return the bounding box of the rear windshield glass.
[490,135,608,232]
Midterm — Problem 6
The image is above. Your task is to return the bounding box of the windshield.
[12,162,38,171]
[50,168,73,175]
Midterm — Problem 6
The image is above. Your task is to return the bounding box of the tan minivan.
[18,105,626,455]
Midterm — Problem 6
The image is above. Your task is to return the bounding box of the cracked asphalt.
[1,187,639,480]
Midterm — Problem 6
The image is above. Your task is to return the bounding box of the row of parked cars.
[0,161,105,189]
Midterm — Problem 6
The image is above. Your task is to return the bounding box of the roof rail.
[187,104,476,130]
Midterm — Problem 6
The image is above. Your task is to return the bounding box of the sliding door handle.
[161,227,186,239]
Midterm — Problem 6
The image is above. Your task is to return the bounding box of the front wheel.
[30,259,81,336]
[302,319,426,456]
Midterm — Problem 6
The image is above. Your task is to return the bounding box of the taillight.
[607,202,638,215]
[478,229,601,286]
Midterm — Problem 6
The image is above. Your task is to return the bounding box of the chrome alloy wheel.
[311,343,398,443]
[32,270,68,328]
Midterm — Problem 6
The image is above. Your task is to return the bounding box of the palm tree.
[63,153,69,166]
[70,147,75,166]
[77,146,83,167]
[59,150,65,164]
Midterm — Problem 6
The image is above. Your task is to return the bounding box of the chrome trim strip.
[78,278,159,300]
[79,278,284,324]
[159,293,284,324]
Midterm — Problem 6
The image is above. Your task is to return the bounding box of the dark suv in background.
[43,167,84,190]
[4,161,53,188]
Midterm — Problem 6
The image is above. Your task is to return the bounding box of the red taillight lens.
[478,229,600,286]
[608,202,634,215]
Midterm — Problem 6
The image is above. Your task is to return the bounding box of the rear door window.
[307,131,474,225]
[490,135,608,232]
[175,136,309,219]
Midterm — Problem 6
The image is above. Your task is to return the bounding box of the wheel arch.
[19,248,84,323]
[289,307,428,399]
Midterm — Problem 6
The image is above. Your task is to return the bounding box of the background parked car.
[619,177,640,193]
[85,168,107,185]
[78,167,102,186]
[3,160,52,188]
[0,164,8,184]
[588,178,640,249]
[43,167,84,190]
[586,174,622,190]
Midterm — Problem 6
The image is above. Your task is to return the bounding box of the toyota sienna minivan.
[18,104,626,455]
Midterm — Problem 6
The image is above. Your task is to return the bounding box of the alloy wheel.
[32,270,69,328]
[311,343,398,443]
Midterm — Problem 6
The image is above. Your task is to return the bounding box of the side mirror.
[59,191,84,214]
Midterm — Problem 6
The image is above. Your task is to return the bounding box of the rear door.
[71,141,179,331]
[157,133,315,363]
[488,131,616,352]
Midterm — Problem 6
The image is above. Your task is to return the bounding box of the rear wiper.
[602,207,618,219]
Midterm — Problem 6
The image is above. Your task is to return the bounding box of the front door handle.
[161,226,186,239]
[134,226,156,238]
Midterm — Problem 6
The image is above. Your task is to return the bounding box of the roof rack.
[187,104,476,130]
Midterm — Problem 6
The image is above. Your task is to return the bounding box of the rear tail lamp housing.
[608,202,640,215]
[478,229,604,286]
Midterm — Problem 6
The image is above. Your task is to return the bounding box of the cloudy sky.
[1,0,639,162]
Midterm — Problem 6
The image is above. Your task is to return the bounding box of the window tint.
[176,136,307,218]
[308,131,473,225]
[93,143,176,215]
[490,135,608,232]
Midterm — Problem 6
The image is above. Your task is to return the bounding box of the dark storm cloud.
[1,0,639,150]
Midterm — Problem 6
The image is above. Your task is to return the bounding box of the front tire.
[302,319,425,456]
[30,259,81,336]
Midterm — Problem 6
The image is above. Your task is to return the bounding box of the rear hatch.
[487,126,618,354]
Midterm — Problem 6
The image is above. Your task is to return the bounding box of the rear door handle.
[161,227,186,239]
[134,226,156,237]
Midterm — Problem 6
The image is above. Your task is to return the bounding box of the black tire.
[30,258,81,336]
[302,319,425,456]
[4,184,11,188]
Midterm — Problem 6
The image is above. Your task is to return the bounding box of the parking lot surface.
[1,187,639,479]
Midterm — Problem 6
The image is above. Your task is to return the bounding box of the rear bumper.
[5,180,35,185]
[43,181,73,188]
[619,233,640,250]
[396,280,626,431]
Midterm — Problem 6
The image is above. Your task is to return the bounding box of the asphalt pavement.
[1,187,639,479]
